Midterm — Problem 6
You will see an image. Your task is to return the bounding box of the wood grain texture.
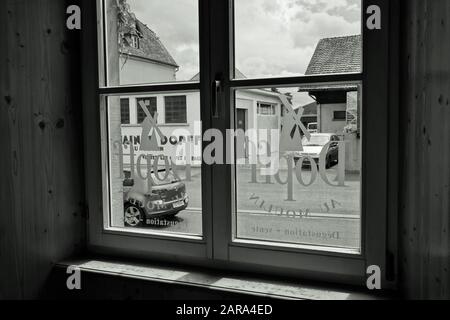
[400,0,450,299]
[0,0,85,299]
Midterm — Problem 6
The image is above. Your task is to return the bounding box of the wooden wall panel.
[0,0,85,299]
[400,0,450,299]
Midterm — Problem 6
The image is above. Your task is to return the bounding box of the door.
[236,109,248,159]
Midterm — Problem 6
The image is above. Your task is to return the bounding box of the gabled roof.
[305,35,361,75]
[233,69,248,80]
[300,102,318,117]
[190,69,247,81]
[120,18,178,68]
[297,83,358,93]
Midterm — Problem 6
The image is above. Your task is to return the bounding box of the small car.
[290,133,340,169]
[123,169,189,227]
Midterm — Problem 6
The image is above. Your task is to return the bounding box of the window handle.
[212,78,222,119]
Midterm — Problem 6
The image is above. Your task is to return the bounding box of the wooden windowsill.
[56,258,384,300]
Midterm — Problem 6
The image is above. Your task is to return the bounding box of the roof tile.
[120,16,178,67]
[305,35,362,75]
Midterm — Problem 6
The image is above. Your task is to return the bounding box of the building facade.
[118,14,284,167]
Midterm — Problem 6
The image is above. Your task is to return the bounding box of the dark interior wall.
[399,0,450,299]
[0,0,85,299]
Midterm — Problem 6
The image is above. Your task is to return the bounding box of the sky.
[235,0,361,78]
[127,0,361,106]
[128,0,200,81]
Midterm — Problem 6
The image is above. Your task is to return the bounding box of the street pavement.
[134,167,361,250]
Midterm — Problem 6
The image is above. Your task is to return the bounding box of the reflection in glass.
[233,84,362,252]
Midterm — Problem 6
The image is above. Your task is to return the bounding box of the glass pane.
[233,0,362,79]
[106,92,203,237]
[104,0,199,85]
[233,84,362,252]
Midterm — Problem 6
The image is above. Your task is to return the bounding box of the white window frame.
[129,34,139,49]
[81,0,399,288]
[257,102,276,116]
[136,96,158,124]
[164,95,188,124]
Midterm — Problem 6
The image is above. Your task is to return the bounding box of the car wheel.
[124,202,143,227]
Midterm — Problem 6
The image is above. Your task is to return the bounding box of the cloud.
[125,0,361,80]
[291,11,360,48]
[234,0,361,78]
[128,0,199,81]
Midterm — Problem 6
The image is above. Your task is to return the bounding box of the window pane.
[120,98,130,124]
[333,111,347,121]
[104,0,199,86]
[106,92,203,237]
[233,0,362,79]
[165,96,187,124]
[233,85,362,252]
[136,97,157,124]
[258,103,276,116]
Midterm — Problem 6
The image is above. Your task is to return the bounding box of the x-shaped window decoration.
[138,100,165,152]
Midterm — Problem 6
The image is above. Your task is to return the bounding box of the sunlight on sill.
[57,258,381,300]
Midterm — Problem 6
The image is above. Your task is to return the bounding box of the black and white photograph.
[0,0,449,306]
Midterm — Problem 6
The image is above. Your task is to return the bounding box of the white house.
[299,35,362,172]
[116,10,362,171]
